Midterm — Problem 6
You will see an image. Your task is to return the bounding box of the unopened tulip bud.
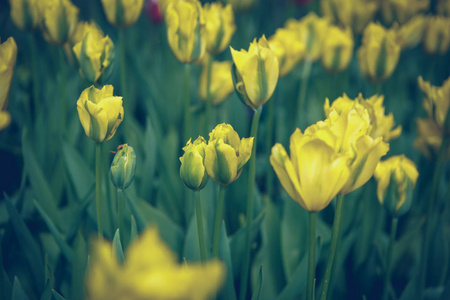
[180,137,209,190]
[110,144,136,189]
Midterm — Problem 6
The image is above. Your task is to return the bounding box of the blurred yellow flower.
[73,24,114,84]
[374,155,419,217]
[203,3,236,55]
[165,0,206,63]
[437,0,450,16]
[321,0,378,34]
[100,0,145,27]
[9,0,42,31]
[268,27,305,77]
[205,123,253,186]
[77,85,124,143]
[357,22,401,83]
[39,0,79,45]
[86,227,225,300]
[0,37,17,112]
[199,60,234,105]
[223,0,255,12]
[321,25,354,73]
[423,16,450,55]
[381,0,429,25]
[180,136,209,191]
[270,128,350,212]
[230,35,279,109]
[324,93,402,141]
[0,111,11,131]
[396,15,427,49]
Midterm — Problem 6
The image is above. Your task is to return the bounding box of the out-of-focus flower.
[203,3,235,55]
[73,24,115,84]
[321,25,354,73]
[381,0,429,25]
[205,124,253,186]
[86,227,225,300]
[230,35,279,109]
[145,0,164,24]
[374,155,419,217]
[0,37,17,131]
[77,85,124,143]
[423,16,450,55]
[223,0,255,12]
[111,144,136,190]
[357,22,401,83]
[438,0,450,16]
[39,0,79,46]
[270,128,350,212]
[100,0,145,27]
[180,137,209,190]
[285,13,330,61]
[199,60,233,105]
[165,0,206,63]
[268,27,305,77]
[9,0,43,31]
[324,93,402,141]
[396,15,427,49]
[321,0,378,34]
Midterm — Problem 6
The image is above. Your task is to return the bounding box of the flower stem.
[382,217,398,300]
[59,47,66,136]
[307,211,317,300]
[119,29,127,102]
[296,59,312,128]
[265,96,275,198]
[117,188,124,245]
[320,194,344,300]
[195,191,207,263]
[212,185,226,258]
[204,56,213,137]
[184,63,191,143]
[239,106,263,300]
[29,33,40,121]
[96,143,103,239]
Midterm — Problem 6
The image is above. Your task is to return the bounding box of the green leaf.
[0,244,12,300]
[113,229,125,264]
[183,209,210,262]
[51,290,67,300]
[70,232,87,300]
[218,221,237,300]
[40,255,54,300]
[12,277,29,300]
[251,265,263,300]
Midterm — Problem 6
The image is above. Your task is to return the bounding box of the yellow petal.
[205,139,238,186]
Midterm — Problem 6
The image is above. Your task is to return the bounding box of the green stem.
[204,56,213,136]
[265,96,275,198]
[184,63,192,143]
[195,191,207,263]
[382,217,398,300]
[119,29,127,101]
[59,47,66,136]
[117,188,124,244]
[296,59,312,128]
[239,106,263,300]
[96,143,103,239]
[29,33,40,120]
[307,211,317,300]
[212,185,226,258]
[320,194,344,300]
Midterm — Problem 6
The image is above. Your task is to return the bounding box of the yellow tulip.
[198,60,234,105]
[381,0,429,25]
[73,24,115,84]
[223,0,255,12]
[374,155,419,217]
[205,123,253,186]
[86,227,225,300]
[9,0,42,31]
[39,0,79,45]
[76,85,124,143]
[100,0,145,27]
[270,128,350,212]
[423,16,450,55]
[397,15,427,49]
[0,111,11,131]
[268,27,305,77]
[110,144,136,190]
[414,118,446,158]
[324,93,402,141]
[0,37,17,112]
[203,3,236,55]
[357,22,401,83]
[438,0,450,16]
[321,25,354,73]
[230,35,279,109]
[180,136,209,190]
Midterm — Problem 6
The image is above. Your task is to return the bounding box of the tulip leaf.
[217,221,237,300]
[12,277,30,300]
[130,215,138,245]
[251,265,263,300]
[113,229,125,264]
[70,232,87,300]
[51,290,67,300]
[183,206,211,262]
[0,245,12,300]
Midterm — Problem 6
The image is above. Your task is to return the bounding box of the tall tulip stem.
[265,96,275,198]
[320,194,344,300]
[212,185,226,258]
[382,217,398,300]
[59,47,66,136]
[307,211,317,300]
[184,63,192,143]
[119,29,127,104]
[117,188,124,245]
[195,191,207,263]
[29,33,40,121]
[296,59,312,128]
[240,106,263,300]
[96,143,103,239]
[204,56,213,136]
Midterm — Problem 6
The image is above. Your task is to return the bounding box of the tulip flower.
[397,15,427,49]
[203,3,236,55]
[0,37,17,131]
[321,25,354,73]
[357,22,401,83]
[9,0,43,31]
[374,155,419,217]
[86,227,225,300]
[165,0,206,63]
[73,24,115,85]
[180,136,209,191]
[77,85,124,143]
[230,35,279,109]
[110,144,136,190]
[39,0,79,46]
[268,27,305,77]
[423,16,450,55]
[100,0,145,27]
[205,124,253,186]
[198,60,234,105]
[380,0,429,25]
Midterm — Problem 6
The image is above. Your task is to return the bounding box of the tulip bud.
[374,155,419,217]
[39,0,79,46]
[198,60,234,105]
[203,3,236,55]
[230,35,279,109]
[9,0,43,31]
[423,16,450,55]
[180,137,209,190]
[268,28,305,77]
[397,15,427,49]
[110,144,136,189]
[100,0,145,27]
[77,85,124,143]
[321,25,354,73]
